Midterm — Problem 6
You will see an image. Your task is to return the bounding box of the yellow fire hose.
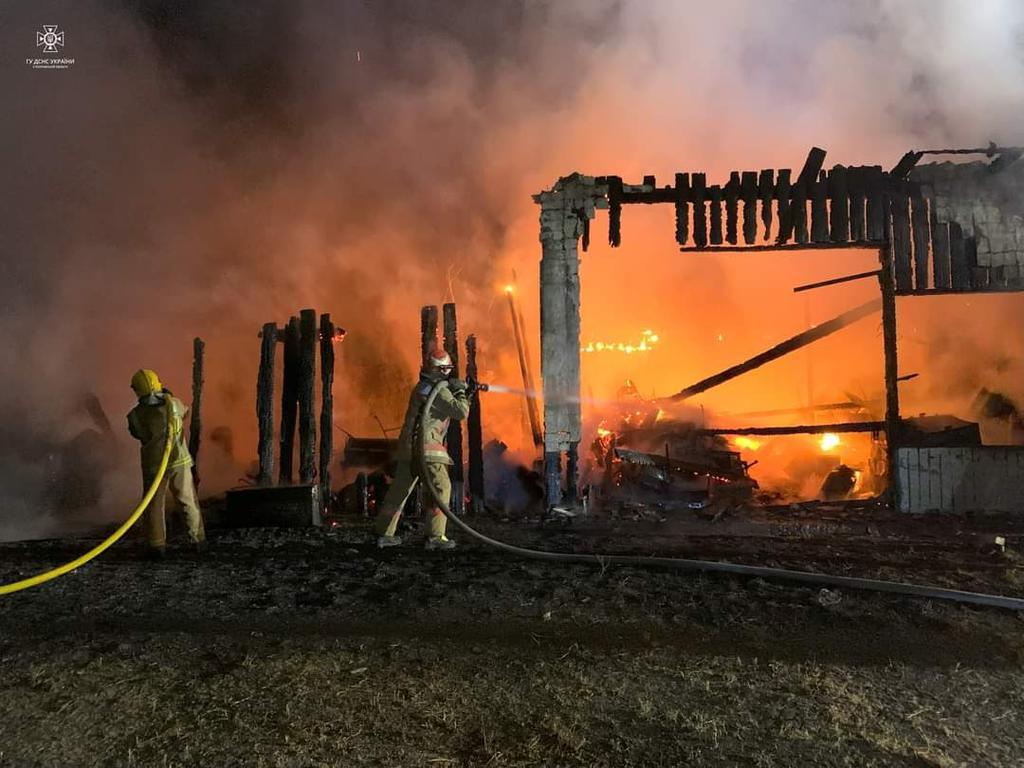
[0,401,175,596]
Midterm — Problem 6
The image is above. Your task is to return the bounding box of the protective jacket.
[395,375,470,464]
[127,390,193,476]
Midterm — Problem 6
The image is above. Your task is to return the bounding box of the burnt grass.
[1,512,1024,767]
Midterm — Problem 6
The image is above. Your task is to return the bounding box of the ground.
[1,508,1023,767]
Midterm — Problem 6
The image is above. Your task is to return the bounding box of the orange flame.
[819,433,841,451]
[584,329,660,354]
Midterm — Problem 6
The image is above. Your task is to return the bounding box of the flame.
[504,284,514,294]
[596,426,612,438]
[819,433,841,451]
[733,436,761,451]
[584,329,660,354]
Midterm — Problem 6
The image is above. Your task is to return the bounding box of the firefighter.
[127,369,206,558]
[374,346,470,550]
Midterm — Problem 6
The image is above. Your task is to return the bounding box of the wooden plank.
[607,176,623,247]
[909,185,930,290]
[298,308,317,485]
[774,169,792,244]
[866,166,886,241]
[465,334,484,512]
[795,146,827,190]
[318,313,335,505]
[724,172,739,245]
[931,219,951,289]
[811,170,829,243]
[792,180,809,245]
[278,316,300,485]
[674,173,690,246]
[966,236,980,290]
[708,184,723,245]
[257,323,277,486]
[890,184,913,293]
[757,169,774,241]
[949,222,970,290]
[188,337,205,486]
[828,165,849,243]
[848,166,866,242]
[443,303,464,517]
[741,171,758,245]
[692,173,707,247]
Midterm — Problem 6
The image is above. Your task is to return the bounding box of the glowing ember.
[584,329,660,354]
[819,432,841,451]
[504,284,514,294]
[596,427,612,438]
[733,436,762,451]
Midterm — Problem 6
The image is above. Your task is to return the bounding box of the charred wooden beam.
[443,302,464,517]
[811,170,829,243]
[757,169,774,241]
[507,289,543,446]
[318,313,335,504]
[890,150,923,179]
[724,172,739,245]
[607,176,623,247]
[889,183,913,292]
[699,421,884,436]
[691,173,707,247]
[421,305,439,368]
[793,269,881,294]
[298,308,317,485]
[674,173,690,246]
[465,334,484,512]
[792,179,809,245]
[279,317,301,484]
[189,337,205,486]
[257,323,277,485]
[865,166,886,241]
[666,298,881,402]
[848,166,866,242]
[795,147,828,190]
[709,184,723,245]
[741,171,758,245]
[828,165,849,242]
[878,251,900,504]
[774,169,792,244]
[910,185,930,290]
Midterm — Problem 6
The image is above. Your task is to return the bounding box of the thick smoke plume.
[1,0,1023,536]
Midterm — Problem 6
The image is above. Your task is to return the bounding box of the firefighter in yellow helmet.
[127,369,206,557]
[374,345,470,550]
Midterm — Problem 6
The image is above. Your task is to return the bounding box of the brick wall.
[910,160,1024,269]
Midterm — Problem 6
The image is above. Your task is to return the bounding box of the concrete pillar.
[533,174,599,507]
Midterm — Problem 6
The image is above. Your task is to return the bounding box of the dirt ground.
[2,509,1023,767]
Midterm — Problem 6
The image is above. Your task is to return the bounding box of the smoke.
[1,0,1023,536]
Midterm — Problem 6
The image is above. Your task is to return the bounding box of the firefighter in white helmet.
[127,369,206,558]
[374,345,470,550]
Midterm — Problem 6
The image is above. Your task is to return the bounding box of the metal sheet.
[897,446,1024,513]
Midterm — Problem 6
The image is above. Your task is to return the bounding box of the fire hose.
[0,401,175,596]
[419,380,1024,611]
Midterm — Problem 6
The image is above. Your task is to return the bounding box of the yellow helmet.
[130,369,162,397]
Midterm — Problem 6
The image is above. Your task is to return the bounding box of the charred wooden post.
[949,222,970,290]
[741,171,758,245]
[607,176,623,247]
[811,170,829,243]
[889,183,913,292]
[257,323,277,485]
[465,334,484,513]
[792,180,809,244]
[278,316,300,484]
[189,337,204,484]
[297,309,318,485]
[878,246,901,505]
[691,173,708,247]
[910,186,931,290]
[709,185,723,245]
[774,169,792,244]
[420,305,439,366]
[848,166,866,242]
[443,302,464,517]
[667,298,881,402]
[866,166,886,241]
[828,165,849,242]
[724,172,739,245]
[674,173,690,246]
[318,313,335,504]
[931,218,952,290]
[757,169,774,241]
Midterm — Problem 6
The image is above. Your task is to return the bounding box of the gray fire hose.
[418,380,1024,611]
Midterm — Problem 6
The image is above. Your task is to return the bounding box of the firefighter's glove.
[448,378,468,393]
